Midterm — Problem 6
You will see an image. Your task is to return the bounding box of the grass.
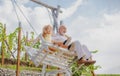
[0,64,41,72]
[0,58,119,75]
[0,64,60,72]
[1,64,120,76]
[97,74,120,76]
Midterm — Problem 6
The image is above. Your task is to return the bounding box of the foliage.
[71,62,101,76]
[0,22,4,41]
[91,50,98,53]
[0,23,7,57]
[7,27,19,51]
[71,50,101,76]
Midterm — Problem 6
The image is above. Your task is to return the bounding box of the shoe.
[77,59,88,64]
[84,60,96,66]
[77,59,96,65]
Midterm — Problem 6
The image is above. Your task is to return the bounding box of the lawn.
[97,74,120,76]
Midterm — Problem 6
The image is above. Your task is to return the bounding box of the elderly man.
[52,25,96,65]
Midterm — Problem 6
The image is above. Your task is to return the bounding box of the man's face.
[59,26,66,35]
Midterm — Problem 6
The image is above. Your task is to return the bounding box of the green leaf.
[91,50,99,53]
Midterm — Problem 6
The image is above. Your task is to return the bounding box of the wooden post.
[90,57,96,76]
[91,71,96,76]
[1,24,6,66]
[1,41,4,66]
[16,23,21,76]
[25,32,28,61]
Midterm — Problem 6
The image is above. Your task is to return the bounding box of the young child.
[42,25,53,42]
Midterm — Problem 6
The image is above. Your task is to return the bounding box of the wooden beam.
[31,0,62,33]
[31,0,57,10]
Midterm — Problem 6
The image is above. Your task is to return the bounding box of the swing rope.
[11,0,38,35]
[45,7,53,26]
[11,0,20,23]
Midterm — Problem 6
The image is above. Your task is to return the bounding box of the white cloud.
[60,0,83,20]
[69,11,120,74]
[0,0,18,31]
[0,0,51,35]
[0,0,83,35]
[103,12,120,27]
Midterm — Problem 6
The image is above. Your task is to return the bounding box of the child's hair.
[42,25,52,42]
[42,25,52,34]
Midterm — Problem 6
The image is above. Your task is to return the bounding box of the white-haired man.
[52,25,96,65]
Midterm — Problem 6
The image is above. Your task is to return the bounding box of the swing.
[24,33,80,76]
[23,1,85,75]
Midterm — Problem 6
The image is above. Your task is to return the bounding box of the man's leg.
[71,41,96,65]
[72,41,85,59]
[82,44,92,60]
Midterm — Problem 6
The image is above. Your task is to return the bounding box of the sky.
[0,0,120,74]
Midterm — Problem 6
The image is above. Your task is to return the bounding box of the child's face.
[46,26,52,34]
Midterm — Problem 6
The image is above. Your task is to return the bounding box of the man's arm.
[52,41,68,48]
